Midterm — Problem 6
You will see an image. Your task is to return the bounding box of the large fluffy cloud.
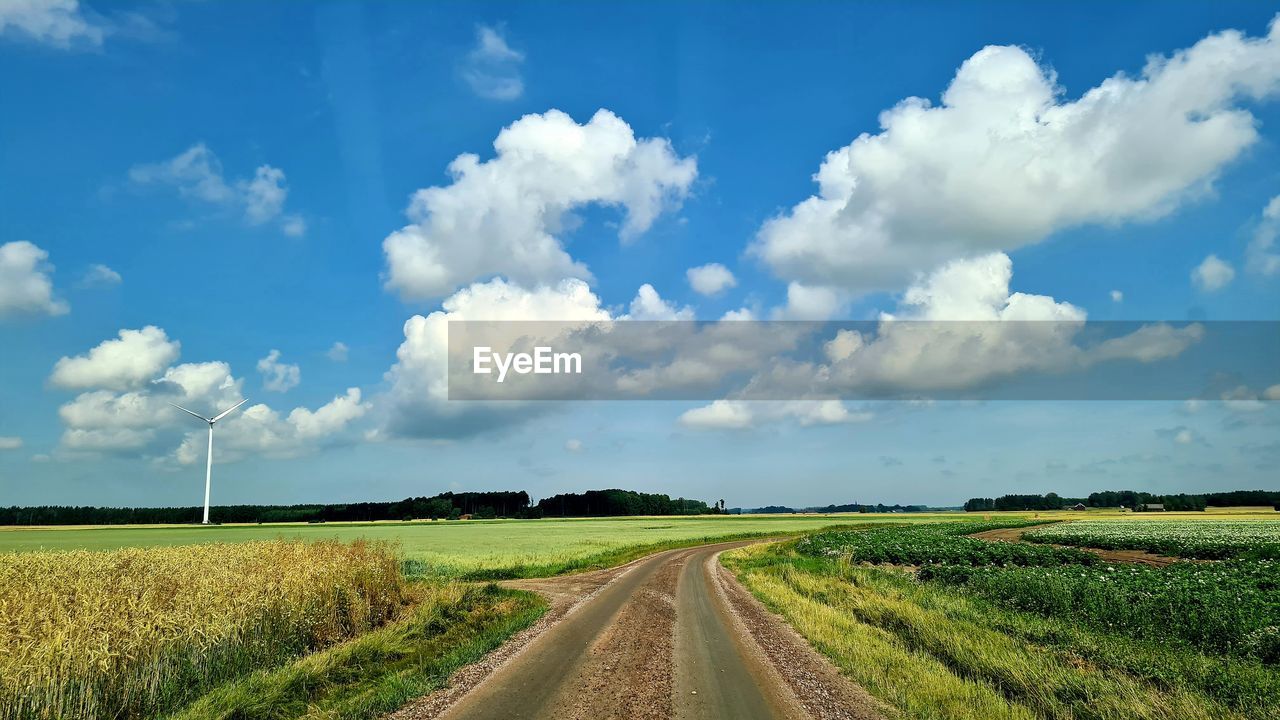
[383,277,610,438]
[752,16,1280,294]
[50,327,366,459]
[174,388,370,464]
[677,254,1204,427]
[50,326,179,391]
[382,109,697,299]
[0,241,68,318]
[813,253,1200,393]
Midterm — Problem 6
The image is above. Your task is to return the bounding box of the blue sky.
[1,1,1278,509]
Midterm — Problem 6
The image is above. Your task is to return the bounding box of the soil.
[970,525,1183,567]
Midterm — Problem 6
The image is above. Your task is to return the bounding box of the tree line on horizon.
[962,489,1280,512]
[0,488,726,526]
[735,503,931,514]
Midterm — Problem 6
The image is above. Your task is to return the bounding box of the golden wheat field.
[0,540,407,720]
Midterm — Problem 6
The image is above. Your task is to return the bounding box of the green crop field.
[726,512,1280,720]
[7,510,1278,720]
[0,513,977,577]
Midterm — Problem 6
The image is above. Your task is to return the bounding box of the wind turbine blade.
[169,402,211,423]
[211,398,249,423]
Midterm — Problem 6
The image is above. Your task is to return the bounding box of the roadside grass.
[168,583,544,720]
[724,541,1261,720]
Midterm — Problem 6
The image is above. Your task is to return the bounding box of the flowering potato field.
[733,518,1280,719]
[0,540,407,720]
[796,520,1099,567]
[921,559,1280,661]
[1025,520,1280,559]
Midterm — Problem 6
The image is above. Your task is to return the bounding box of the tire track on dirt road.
[393,539,883,720]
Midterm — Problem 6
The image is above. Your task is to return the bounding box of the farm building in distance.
[1136,503,1165,512]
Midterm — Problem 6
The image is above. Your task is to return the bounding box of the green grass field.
[0,513,969,576]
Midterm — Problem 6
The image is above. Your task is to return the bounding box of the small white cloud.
[0,241,68,318]
[241,165,288,225]
[462,24,524,100]
[130,144,303,235]
[772,282,843,320]
[0,436,22,450]
[79,263,122,288]
[30,453,50,463]
[257,349,301,393]
[1110,289,1124,303]
[686,263,737,296]
[326,342,349,363]
[1157,425,1205,446]
[129,143,233,203]
[564,438,583,453]
[1264,384,1280,401]
[622,284,694,321]
[1191,254,1235,292]
[679,400,755,430]
[281,215,307,238]
[0,0,105,48]
[679,400,870,430]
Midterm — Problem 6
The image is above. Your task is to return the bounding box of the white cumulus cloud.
[49,326,366,460]
[381,109,697,299]
[752,17,1280,296]
[1192,254,1235,292]
[50,326,180,391]
[384,277,611,438]
[0,436,22,450]
[686,263,737,296]
[0,241,68,318]
[621,284,694,321]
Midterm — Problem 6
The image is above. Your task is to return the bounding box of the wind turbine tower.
[170,399,248,524]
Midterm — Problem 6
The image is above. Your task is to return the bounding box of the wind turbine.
[170,399,248,524]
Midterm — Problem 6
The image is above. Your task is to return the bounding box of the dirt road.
[971,526,1183,566]
[392,540,882,720]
